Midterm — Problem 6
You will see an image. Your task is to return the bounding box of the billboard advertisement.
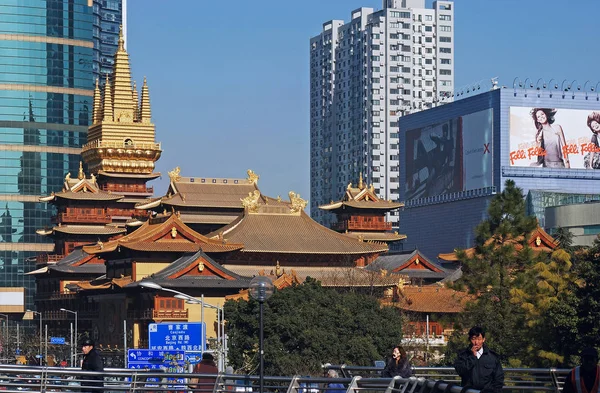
[405,108,493,200]
[509,107,600,169]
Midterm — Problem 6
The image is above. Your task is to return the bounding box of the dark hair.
[202,352,214,361]
[81,338,95,347]
[587,112,600,133]
[530,108,557,132]
[393,345,407,362]
[468,326,485,339]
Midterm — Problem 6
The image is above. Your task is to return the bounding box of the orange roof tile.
[387,285,472,313]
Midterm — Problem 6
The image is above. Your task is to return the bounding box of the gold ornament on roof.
[358,172,364,190]
[65,172,71,181]
[241,190,261,213]
[78,161,85,180]
[535,236,541,246]
[246,169,259,185]
[198,261,205,272]
[369,184,374,192]
[275,261,282,277]
[277,195,282,203]
[347,182,352,190]
[168,166,181,182]
[288,191,307,213]
[90,173,96,184]
[171,227,177,238]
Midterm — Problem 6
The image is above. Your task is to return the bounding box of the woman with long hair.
[585,112,600,169]
[531,108,570,168]
[382,345,412,378]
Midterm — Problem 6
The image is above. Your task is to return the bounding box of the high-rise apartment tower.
[310,0,454,229]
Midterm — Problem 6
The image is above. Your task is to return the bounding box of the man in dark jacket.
[81,338,104,392]
[454,326,504,393]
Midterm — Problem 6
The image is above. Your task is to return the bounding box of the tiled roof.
[343,232,407,242]
[209,206,388,255]
[387,285,472,313]
[223,265,403,287]
[50,225,127,235]
[50,191,124,201]
[82,212,243,255]
[367,250,448,280]
[179,213,240,225]
[49,249,106,274]
[319,185,403,211]
[438,227,558,261]
[163,178,260,208]
[98,170,161,179]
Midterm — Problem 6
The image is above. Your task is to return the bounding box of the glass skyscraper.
[93,0,126,78]
[0,0,124,311]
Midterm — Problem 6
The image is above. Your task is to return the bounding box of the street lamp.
[26,310,42,364]
[60,308,78,366]
[139,281,227,368]
[248,276,274,393]
[0,314,8,359]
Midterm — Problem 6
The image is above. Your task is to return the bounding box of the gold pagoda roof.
[207,193,388,255]
[83,212,243,255]
[319,174,404,211]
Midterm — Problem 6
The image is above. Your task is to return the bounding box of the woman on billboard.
[584,112,600,169]
[531,108,570,168]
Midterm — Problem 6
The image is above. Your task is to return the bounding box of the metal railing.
[323,365,570,392]
[0,365,481,393]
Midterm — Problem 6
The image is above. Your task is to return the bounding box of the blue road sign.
[127,349,185,371]
[50,337,66,345]
[148,322,205,351]
[185,351,203,364]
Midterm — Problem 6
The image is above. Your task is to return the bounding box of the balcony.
[37,253,65,265]
[101,184,154,194]
[153,309,188,321]
[106,208,135,218]
[332,218,393,232]
[52,212,111,224]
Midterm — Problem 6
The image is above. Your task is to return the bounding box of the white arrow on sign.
[130,353,137,359]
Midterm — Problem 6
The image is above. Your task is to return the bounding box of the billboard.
[509,107,600,169]
[405,108,493,200]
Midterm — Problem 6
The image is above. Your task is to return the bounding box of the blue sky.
[126,0,600,202]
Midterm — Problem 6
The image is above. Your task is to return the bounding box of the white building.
[309,0,454,229]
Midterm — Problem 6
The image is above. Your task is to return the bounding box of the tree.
[224,277,404,376]
[573,239,600,356]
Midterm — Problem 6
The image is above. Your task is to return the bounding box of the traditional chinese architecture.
[366,249,449,285]
[135,169,262,234]
[206,190,389,268]
[437,226,558,265]
[319,174,406,243]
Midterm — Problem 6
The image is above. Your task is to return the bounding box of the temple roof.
[128,250,251,289]
[50,248,106,274]
[37,225,126,236]
[40,163,124,203]
[438,226,558,261]
[319,174,404,212]
[207,198,388,255]
[138,168,263,210]
[343,231,407,242]
[224,265,404,288]
[82,212,243,255]
[366,250,448,280]
[386,285,472,313]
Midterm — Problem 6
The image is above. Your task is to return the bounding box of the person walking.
[324,370,345,393]
[563,347,600,393]
[454,326,504,393]
[190,353,218,393]
[382,345,412,378]
[80,338,104,392]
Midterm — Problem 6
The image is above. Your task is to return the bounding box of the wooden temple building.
[319,174,406,243]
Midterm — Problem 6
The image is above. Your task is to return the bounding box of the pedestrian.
[382,345,412,378]
[324,369,345,393]
[81,338,104,392]
[190,353,218,393]
[454,326,504,393]
[562,347,600,393]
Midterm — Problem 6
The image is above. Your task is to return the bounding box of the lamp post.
[248,276,274,393]
[27,310,42,363]
[139,281,226,366]
[60,308,78,366]
[0,314,8,359]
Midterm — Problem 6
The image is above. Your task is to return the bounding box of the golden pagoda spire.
[92,78,101,124]
[111,25,134,122]
[140,76,152,124]
[78,161,85,180]
[132,81,139,122]
[358,172,364,190]
[102,74,113,121]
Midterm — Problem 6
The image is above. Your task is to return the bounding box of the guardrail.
[0,365,480,393]
[323,365,569,393]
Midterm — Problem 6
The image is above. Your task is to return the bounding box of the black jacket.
[454,345,504,393]
[81,348,104,391]
[382,357,412,378]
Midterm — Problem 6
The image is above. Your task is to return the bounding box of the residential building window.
[439,36,452,42]
[390,66,400,72]
[441,58,451,64]
[425,59,432,64]
[425,26,432,32]
[439,15,452,21]
[440,69,452,75]
[440,25,452,32]
[440,47,452,53]
[425,37,432,43]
